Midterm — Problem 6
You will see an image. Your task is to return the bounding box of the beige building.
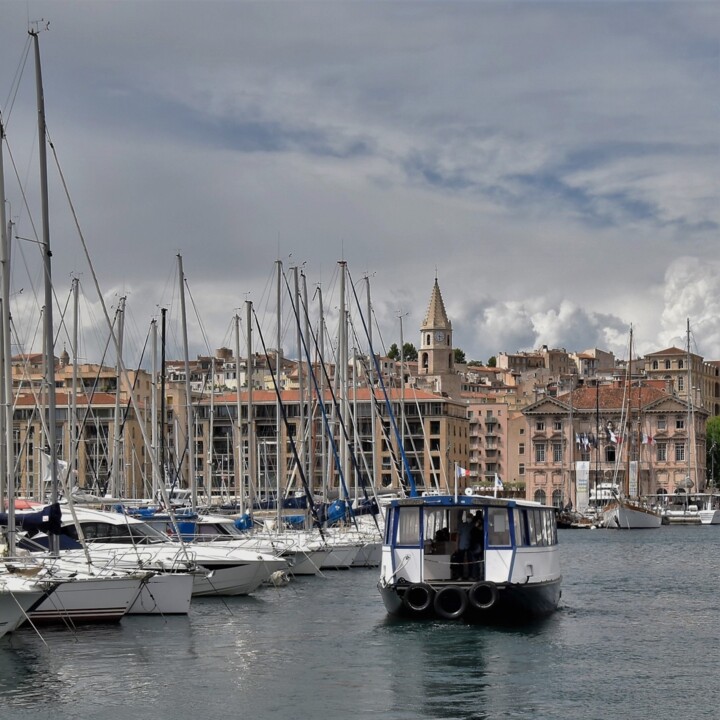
[643,347,720,416]
[11,354,153,499]
[521,383,708,507]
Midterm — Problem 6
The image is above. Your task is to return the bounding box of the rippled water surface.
[2,526,719,719]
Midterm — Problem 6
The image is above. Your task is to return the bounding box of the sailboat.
[601,328,662,529]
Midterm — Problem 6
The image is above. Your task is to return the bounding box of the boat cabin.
[378,494,562,621]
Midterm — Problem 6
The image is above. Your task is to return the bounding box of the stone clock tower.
[419,278,454,378]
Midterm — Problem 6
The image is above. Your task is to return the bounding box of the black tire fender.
[433,586,468,620]
[468,581,498,611]
[402,582,435,613]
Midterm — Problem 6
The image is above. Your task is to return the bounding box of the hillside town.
[10,279,719,513]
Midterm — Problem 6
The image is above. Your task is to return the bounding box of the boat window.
[384,507,394,544]
[529,509,547,546]
[396,507,421,546]
[513,508,528,546]
[423,508,448,548]
[487,507,511,547]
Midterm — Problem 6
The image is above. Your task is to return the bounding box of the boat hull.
[698,509,720,525]
[0,579,49,638]
[191,557,287,596]
[602,500,662,529]
[28,575,141,624]
[127,572,195,614]
[378,578,562,623]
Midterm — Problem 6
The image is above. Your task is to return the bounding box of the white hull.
[602,500,662,529]
[127,572,195,614]
[699,509,720,525]
[0,576,48,638]
[29,575,141,623]
[285,549,327,576]
[73,541,286,597]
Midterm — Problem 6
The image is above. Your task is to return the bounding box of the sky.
[0,0,718,369]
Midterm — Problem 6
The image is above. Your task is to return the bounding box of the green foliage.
[708,416,720,486]
[403,343,418,362]
[387,342,417,362]
[454,348,466,364]
[487,356,497,367]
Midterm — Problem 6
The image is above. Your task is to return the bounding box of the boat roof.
[389,493,549,510]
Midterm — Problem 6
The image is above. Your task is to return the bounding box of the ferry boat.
[378,492,562,622]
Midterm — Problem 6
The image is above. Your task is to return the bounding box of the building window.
[676,418,685,430]
[519,443,525,455]
[520,428,525,435]
[535,443,546,462]
[533,489,547,505]
[675,443,685,462]
[553,420,562,431]
[678,359,684,370]
[652,360,659,370]
[519,463,525,476]
[678,376,684,392]
[553,443,562,463]
[665,360,671,370]
[657,416,666,430]
[535,420,545,432]
[657,443,667,462]
[605,445,616,463]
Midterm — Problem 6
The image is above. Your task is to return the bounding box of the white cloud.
[1,1,718,368]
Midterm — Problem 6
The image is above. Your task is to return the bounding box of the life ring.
[402,582,435,614]
[433,586,468,620]
[468,581,498,611]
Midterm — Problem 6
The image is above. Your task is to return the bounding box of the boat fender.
[468,581,498,611]
[402,582,435,614]
[433,586,468,620]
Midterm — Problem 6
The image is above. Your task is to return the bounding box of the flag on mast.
[493,473,503,497]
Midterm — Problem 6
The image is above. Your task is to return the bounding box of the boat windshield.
[67,519,170,545]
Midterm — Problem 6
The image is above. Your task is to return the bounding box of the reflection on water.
[1,531,720,720]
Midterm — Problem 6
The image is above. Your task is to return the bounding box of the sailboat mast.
[177,254,195,510]
[686,318,693,492]
[32,31,59,545]
[70,277,79,489]
[110,296,125,498]
[246,299,255,511]
[317,285,327,504]
[151,318,159,498]
[365,275,378,495]
[234,313,243,513]
[626,326,633,498]
[160,308,167,494]
[275,259,282,528]
[0,115,15,549]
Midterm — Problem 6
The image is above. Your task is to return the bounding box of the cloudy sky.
[1,0,718,368]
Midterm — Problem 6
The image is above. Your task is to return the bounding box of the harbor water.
[1,526,719,719]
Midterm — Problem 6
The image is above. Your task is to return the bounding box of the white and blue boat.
[378,492,562,623]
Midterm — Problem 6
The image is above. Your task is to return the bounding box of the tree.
[454,348,466,364]
[403,343,418,362]
[707,416,720,488]
[487,356,497,367]
[387,342,417,362]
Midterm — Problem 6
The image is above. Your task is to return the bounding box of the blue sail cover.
[0,503,62,536]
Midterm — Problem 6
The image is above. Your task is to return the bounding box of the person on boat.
[469,513,484,580]
[457,512,474,579]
